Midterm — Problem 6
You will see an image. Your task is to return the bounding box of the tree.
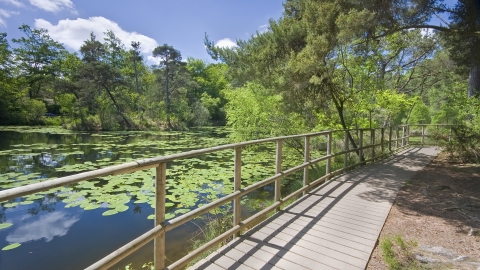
[130,41,142,113]
[443,0,480,97]
[152,44,183,128]
[12,24,66,99]
[186,58,229,123]
[59,33,134,130]
[206,0,452,162]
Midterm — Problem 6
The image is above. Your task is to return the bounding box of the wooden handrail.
[0,125,452,270]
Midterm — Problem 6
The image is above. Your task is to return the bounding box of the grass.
[379,235,426,270]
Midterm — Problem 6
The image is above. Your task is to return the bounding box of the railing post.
[388,126,392,152]
[359,130,364,164]
[233,147,242,238]
[381,128,385,155]
[421,125,425,145]
[449,126,452,142]
[326,132,331,177]
[407,125,410,145]
[401,126,405,147]
[303,136,310,196]
[154,163,166,270]
[274,140,282,212]
[371,129,375,161]
[395,126,399,149]
[344,130,348,169]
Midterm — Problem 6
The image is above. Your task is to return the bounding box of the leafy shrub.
[24,99,47,124]
[436,125,480,163]
[43,116,62,126]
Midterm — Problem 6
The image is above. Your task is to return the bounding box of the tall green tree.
[152,44,183,128]
[443,0,480,97]
[59,33,134,130]
[130,41,142,113]
[12,24,66,99]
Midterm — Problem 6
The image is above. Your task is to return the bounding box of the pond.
[0,127,307,270]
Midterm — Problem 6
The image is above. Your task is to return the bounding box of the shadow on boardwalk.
[190,147,439,270]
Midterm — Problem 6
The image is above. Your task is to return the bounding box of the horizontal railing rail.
[0,125,451,270]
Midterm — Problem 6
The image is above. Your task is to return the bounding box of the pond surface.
[0,127,298,270]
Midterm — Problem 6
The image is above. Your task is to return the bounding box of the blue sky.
[0,0,284,63]
[0,0,457,64]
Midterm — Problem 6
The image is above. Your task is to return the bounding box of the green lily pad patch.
[2,243,21,250]
[0,223,13,230]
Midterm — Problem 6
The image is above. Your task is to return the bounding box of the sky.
[0,0,458,65]
[0,0,285,63]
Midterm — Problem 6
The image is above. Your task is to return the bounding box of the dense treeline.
[0,25,229,130]
[1,0,479,138]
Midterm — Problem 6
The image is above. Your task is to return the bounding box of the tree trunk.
[165,65,171,128]
[133,58,140,113]
[332,96,365,161]
[104,86,132,129]
[468,66,480,98]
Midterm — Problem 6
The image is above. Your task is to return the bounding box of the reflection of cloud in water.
[6,211,80,243]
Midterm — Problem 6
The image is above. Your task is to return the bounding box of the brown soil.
[367,152,480,270]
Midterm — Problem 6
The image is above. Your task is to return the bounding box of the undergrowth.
[434,125,480,163]
[380,235,425,270]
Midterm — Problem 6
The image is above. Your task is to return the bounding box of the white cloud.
[29,0,76,14]
[216,38,237,49]
[258,24,269,34]
[0,9,18,27]
[6,211,80,243]
[0,0,24,7]
[34,17,159,62]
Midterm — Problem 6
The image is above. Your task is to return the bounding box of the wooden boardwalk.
[189,147,440,270]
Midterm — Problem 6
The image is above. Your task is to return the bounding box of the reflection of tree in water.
[27,194,59,216]
[133,204,143,214]
[0,205,6,223]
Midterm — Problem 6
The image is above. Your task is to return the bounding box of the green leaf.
[2,243,21,250]
[0,223,13,230]
[147,214,155,220]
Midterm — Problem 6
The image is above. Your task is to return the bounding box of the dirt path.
[367,152,480,269]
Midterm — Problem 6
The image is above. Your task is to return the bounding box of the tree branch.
[374,25,480,39]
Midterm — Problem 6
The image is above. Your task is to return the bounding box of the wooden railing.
[0,125,449,269]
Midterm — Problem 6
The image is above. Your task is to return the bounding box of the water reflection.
[6,211,80,243]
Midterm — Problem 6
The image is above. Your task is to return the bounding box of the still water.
[0,127,285,270]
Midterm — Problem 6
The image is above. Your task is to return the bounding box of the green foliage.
[224,82,306,141]
[438,125,480,163]
[12,24,66,99]
[409,100,431,125]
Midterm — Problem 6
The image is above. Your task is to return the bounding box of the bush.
[24,99,47,124]
[43,116,62,126]
[437,125,480,163]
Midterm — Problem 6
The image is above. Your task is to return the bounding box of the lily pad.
[83,204,101,210]
[19,201,34,205]
[115,205,129,212]
[3,202,18,208]
[0,223,13,230]
[2,243,21,250]
[102,209,118,216]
